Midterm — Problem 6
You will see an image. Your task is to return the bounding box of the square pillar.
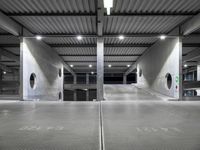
[97,37,104,101]
[73,75,77,101]
[197,65,200,81]
[178,36,183,100]
[123,74,127,84]
[86,73,89,101]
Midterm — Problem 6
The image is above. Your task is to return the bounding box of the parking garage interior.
[0,0,200,149]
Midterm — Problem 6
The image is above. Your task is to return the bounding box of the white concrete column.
[73,75,77,101]
[97,37,104,101]
[197,65,200,81]
[123,74,127,84]
[86,73,89,101]
[196,89,200,96]
[192,71,195,81]
[178,37,183,100]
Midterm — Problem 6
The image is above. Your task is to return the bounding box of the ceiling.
[0,0,199,73]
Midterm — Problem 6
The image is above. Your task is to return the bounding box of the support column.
[197,65,200,81]
[0,70,2,94]
[86,73,89,101]
[179,36,183,100]
[73,75,77,101]
[97,38,104,101]
[123,74,127,84]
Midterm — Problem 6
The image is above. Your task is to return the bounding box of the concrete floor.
[0,101,99,150]
[102,101,200,150]
[0,85,200,150]
[104,84,161,101]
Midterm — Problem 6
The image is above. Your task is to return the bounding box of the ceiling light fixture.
[160,35,166,40]
[77,35,82,40]
[108,64,112,68]
[36,35,42,40]
[91,71,94,75]
[70,64,74,68]
[127,64,130,67]
[119,35,124,40]
[184,64,188,68]
[103,0,113,15]
[89,64,92,68]
[3,71,6,74]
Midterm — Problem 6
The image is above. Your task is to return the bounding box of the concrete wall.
[20,38,64,101]
[136,37,182,99]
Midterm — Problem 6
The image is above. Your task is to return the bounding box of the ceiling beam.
[60,54,142,56]
[64,61,136,63]
[182,13,200,35]
[183,48,200,62]
[0,48,19,62]
[51,44,151,47]
[0,11,21,36]
[0,63,16,72]
[31,33,161,38]
[1,43,199,48]
[5,12,198,17]
[124,63,137,76]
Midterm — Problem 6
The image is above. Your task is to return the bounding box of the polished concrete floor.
[0,101,99,150]
[0,85,200,150]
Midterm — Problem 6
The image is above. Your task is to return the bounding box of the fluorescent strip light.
[104,0,113,15]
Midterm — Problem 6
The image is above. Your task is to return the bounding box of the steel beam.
[5,12,198,17]
[0,11,21,36]
[2,43,199,48]
[182,13,200,35]
[60,54,142,57]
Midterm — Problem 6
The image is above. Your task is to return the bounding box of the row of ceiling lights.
[35,35,167,41]
[70,64,130,68]
[70,64,131,75]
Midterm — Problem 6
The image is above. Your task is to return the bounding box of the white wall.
[20,38,64,101]
[136,37,182,99]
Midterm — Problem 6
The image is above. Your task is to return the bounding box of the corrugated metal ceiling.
[55,47,146,55]
[112,0,200,13]
[104,16,189,34]
[0,0,96,13]
[0,0,199,73]
[13,16,96,34]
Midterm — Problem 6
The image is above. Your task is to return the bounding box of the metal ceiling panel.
[0,35,19,44]
[104,16,189,34]
[55,47,147,55]
[0,0,96,13]
[62,56,96,61]
[13,16,96,34]
[44,37,96,44]
[62,56,138,62]
[104,56,138,62]
[183,47,198,55]
[104,37,158,44]
[112,0,200,13]
[0,28,8,33]
[55,47,96,55]
[4,48,20,55]
[105,47,146,55]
